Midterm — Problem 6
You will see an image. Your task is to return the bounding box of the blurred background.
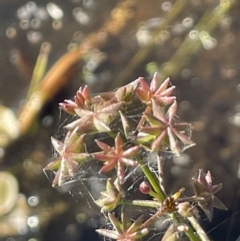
[0,0,240,240]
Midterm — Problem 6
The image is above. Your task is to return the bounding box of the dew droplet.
[189,30,198,40]
[26,1,37,15]
[82,0,97,9]
[31,18,41,29]
[199,31,217,50]
[6,27,17,39]
[136,26,150,46]
[182,17,194,28]
[35,7,49,21]
[27,216,39,228]
[73,7,90,25]
[28,196,39,207]
[162,1,172,11]
[17,6,30,20]
[52,19,63,30]
[18,225,28,235]
[46,2,64,19]
[19,20,30,30]
[27,31,42,43]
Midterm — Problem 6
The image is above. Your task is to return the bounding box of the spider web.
[44,96,240,241]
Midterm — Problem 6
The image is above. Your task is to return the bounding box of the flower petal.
[93,117,111,132]
[99,160,117,173]
[127,215,144,233]
[117,161,125,184]
[154,77,170,96]
[167,127,181,155]
[100,102,123,114]
[121,157,137,167]
[159,85,175,97]
[144,113,166,127]
[122,145,140,157]
[94,153,116,162]
[96,229,119,240]
[166,100,177,123]
[106,178,120,198]
[115,133,123,154]
[95,140,112,152]
[44,158,61,171]
[212,195,227,210]
[108,212,123,234]
[51,137,64,155]
[82,85,91,103]
[211,183,223,195]
[119,111,130,138]
[68,153,89,162]
[150,72,158,92]
[152,100,168,124]
[74,108,92,118]
[151,130,167,152]
[171,127,195,146]
[136,78,151,102]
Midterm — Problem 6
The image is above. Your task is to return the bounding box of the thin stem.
[137,157,204,241]
[140,209,166,229]
[138,161,166,201]
[157,155,165,194]
[122,199,161,209]
[149,189,161,200]
[177,196,204,203]
[170,212,202,241]
[188,216,211,241]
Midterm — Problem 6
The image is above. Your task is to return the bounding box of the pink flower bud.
[139,181,151,194]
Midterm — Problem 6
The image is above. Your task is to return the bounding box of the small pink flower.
[44,132,89,187]
[60,85,91,115]
[95,178,122,212]
[192,169,227,220]
[96,212,149,241]
[137,99,195,155]
[136,73,176,106]
[93,132,140,184]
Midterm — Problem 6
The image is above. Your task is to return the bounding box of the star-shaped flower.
[136,73,176,106]
[95,178,122,212]
[96,212,149,241]
[93,132,140,184]
[137,99,195,155]
[44,132,89,187]
[65,100,123,133]
[192,169,227,221]
[60,85,91,115]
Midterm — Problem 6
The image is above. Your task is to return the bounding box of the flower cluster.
[44,73,194,185]
[44,73,226,241]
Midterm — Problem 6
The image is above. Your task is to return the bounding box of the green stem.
[170,213,202,241]
[140,208,166,229]
[137,159,204,241]
[135,152,209,241]
[122,199,161,208]
[138,162,166,201]
[177,195,204,203]
[188,216,211,241]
